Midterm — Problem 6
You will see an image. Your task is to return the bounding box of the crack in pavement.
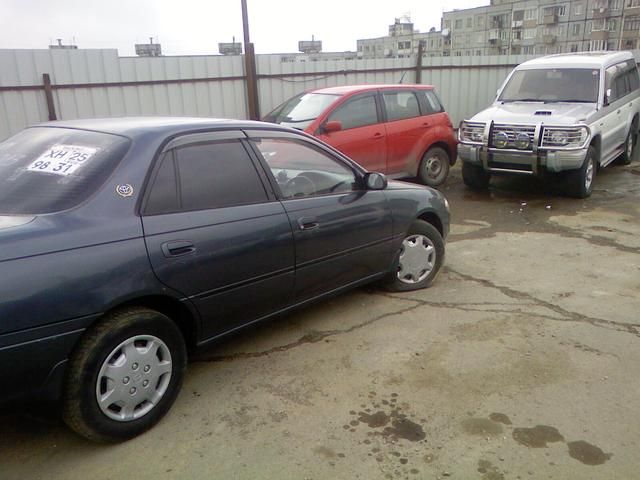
[449,223,640,254]
[193,265,639,364]
[192,302,422,363]
[445,268,640,337]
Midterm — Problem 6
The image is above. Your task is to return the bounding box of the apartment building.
[358,0,640,58]
[357,16,445,59]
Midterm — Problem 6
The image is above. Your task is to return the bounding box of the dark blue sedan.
[0,117,450,441]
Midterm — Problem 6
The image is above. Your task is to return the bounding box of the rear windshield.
[0,127,130,214]
[499,68,600,103]
[264,92,340,130]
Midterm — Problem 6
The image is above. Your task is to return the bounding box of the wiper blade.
[501,99,545,103]
[544,99,593,103]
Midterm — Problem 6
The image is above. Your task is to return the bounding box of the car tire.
[462,162,491,190]
[418,147,450,187]
[620,125,636,165]
[384,220,445,292]
[566,146,596,199]
[62,307,187,442]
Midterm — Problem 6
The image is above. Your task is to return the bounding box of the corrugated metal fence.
[0,48,586,142]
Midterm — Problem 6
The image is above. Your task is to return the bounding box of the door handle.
[372,133,385,139]
[422,122,432,128]
[617,109,622,114]
[298,217,319,231]
[161,240,196,257]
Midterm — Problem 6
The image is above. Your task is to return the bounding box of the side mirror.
[604,88,612,106]
[323,120,342,133]
[364,172,388,190]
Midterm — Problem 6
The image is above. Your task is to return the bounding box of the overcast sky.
[1,0,488,56]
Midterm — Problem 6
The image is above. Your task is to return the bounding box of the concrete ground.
[1,157,639,480]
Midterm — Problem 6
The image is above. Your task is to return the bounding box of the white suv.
[458,51,640,198]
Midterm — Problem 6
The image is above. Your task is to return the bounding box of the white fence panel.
[4,49,640,142]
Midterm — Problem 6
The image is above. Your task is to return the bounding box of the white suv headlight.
[541,126,590,149]
[459,121,485,144]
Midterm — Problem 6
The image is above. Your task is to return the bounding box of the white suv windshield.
[499,68,600,103]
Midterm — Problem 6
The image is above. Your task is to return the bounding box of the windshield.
[499,68,600,103]
[0,127,131,215]
[264,92,340,130]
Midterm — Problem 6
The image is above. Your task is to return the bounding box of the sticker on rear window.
[27,144,98,176]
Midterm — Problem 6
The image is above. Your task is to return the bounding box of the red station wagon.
[264,85,458,186]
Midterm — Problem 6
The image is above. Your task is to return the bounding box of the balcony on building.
[543,34,557,44]
[543,13,559,24]
[512,20,524,29]
[592,8,609,19]
[626,0,640,16]
[590,29,610,41]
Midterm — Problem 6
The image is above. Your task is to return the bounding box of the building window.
[444,20,451,29]
[570,44,579,52]
[455,19,463,29]
[466,17,473,28]
[586,21,592,33]
[574,3,583,15]
[572,23,581,35]
[524,28,537,39]
[476,50,482,55]
[544,5,566,17]
[627,0,640,7]
[625,16,640,30]
[607,19,617,31]
[524,8,538,21]
[477,33,484,43]
[523,45,535,54]
[476,15,484,27]
[455,51,462,56]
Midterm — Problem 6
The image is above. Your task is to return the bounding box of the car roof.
[308,84,434,95]
[32,117,288,138]
[517,51,635,70]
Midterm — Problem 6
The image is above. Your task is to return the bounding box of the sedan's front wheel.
[384,220,445,292]
[63,307,187,442]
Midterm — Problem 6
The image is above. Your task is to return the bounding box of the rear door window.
[144,140,268,215]
[0,127,130,215]
[382,91,421,121]
[327,95,379,130]
[420,90,445,114]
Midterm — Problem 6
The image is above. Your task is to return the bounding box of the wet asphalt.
[1,154,639,480]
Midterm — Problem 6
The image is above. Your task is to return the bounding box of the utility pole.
[241,0,260,120]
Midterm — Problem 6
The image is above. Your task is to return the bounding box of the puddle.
[383,416,426,442]
[358,411,389,428]
[348,393,426,442]
[568,440,612,465]
[512,425,564,448]
[489,412,512,425]
[478,459,505,480]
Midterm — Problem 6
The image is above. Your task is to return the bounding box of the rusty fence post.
[415,41,424,84]
[42,73,57,121]
[244,43,260,120]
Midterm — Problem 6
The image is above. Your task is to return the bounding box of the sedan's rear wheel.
[384,220,445,292]
[63,307,186,442]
